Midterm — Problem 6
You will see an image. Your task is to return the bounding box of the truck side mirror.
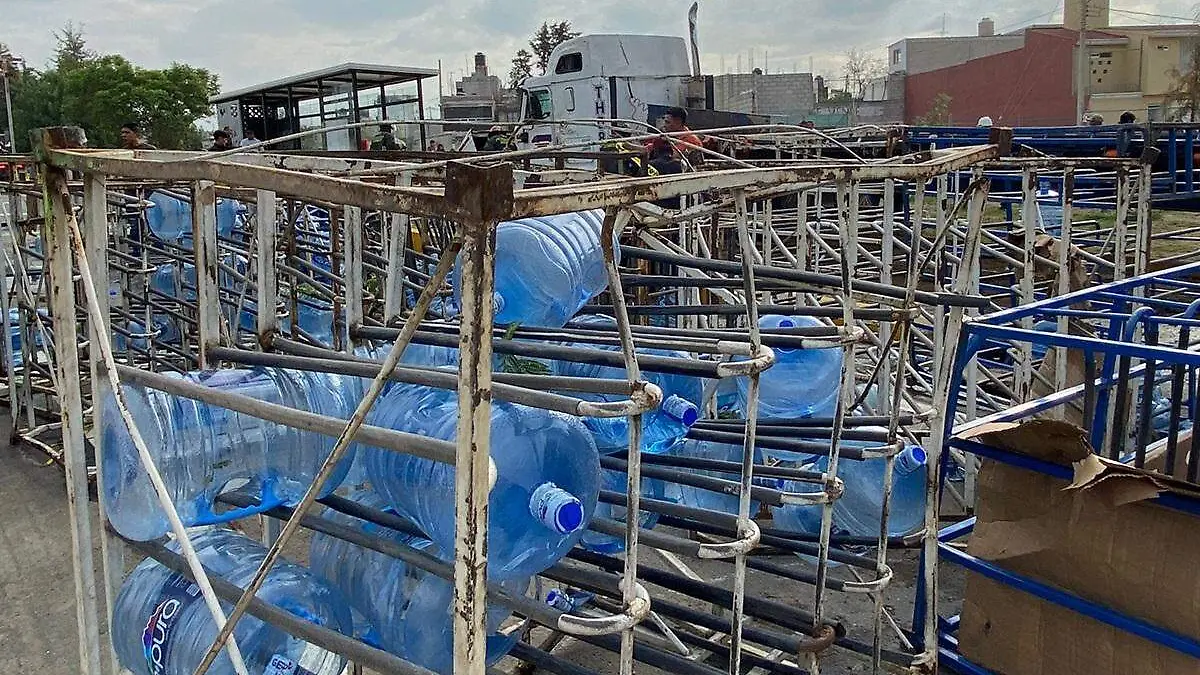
[518,132,529,143]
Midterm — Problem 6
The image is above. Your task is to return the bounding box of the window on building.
[555,52,584,74]
[892,49,902,65]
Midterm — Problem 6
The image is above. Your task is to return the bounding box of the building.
[440,53,522,127]
[710,70,816,124]
[889,0,1200,126]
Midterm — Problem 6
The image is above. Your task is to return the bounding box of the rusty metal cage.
[0,123,1163,675]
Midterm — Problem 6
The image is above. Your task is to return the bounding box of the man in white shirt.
[239,128,260,147]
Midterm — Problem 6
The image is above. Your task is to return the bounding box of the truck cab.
[519,34,693,149]
[517,34,768,166]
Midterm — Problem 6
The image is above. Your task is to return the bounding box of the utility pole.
[0,52,20,151]
[1076,0,1090,123]
[2,72,14,151]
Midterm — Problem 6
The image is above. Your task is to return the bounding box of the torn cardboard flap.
[960,419,1200,504]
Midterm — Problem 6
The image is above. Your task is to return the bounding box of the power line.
[1109,8,1199,23]
[996,1,1064,34]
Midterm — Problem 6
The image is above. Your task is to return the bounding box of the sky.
[3,0,1196,98]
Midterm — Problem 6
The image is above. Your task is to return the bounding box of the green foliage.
[1166,43,1200,122]
[529,21,581,75]
[7,25,218,151]
[915,93,953,126]
[509,49,533,89]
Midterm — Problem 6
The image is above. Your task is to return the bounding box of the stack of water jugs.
[102,208,922,674]
[104,210,674,674]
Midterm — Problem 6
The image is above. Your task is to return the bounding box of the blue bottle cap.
[661,395,699,427]
[529,482,585,534]
[896,445,928,476]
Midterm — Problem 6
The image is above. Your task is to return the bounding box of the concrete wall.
[890,34,1026,76]
[712,72,815,123]
[905,28,1077,126]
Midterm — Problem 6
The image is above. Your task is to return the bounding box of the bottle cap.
[545,589,573,611]
[896,445,928,476]
[529,482,585,534]
[661,395,699,427]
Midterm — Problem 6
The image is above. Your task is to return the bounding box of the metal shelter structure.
[211,63,439,151]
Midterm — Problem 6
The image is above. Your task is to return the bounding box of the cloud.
[0,0,1189,94]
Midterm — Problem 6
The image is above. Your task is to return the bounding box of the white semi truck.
[516,21,765,150]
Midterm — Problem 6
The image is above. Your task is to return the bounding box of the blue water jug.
[309,489,523,674]
[145,191,242,242]
[364,381,600,580]
[579,468,668,554]
[111,527,352,675]
[773,441,927,539]
[736,315,842,426]
[455,210,616,328]
[102,368,363,541]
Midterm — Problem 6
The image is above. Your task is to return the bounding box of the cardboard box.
[957,420,1200,675]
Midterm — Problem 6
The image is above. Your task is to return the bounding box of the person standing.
[371,124,405,151]
[208,129,234,151]
[239,128,260,147]
[645,107,702,162]
[120,122,157,150]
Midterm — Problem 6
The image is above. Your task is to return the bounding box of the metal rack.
[934,262,1200,673]
[0,123,1163,675]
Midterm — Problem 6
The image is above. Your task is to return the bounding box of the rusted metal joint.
[794,623,839,655]
[713,342,775,378]
[696,519,762,559]
[777,472,847,506]
[555,579,652,636]
[576,381,662,418]
[857,440,908,460]
[840,563,895,594]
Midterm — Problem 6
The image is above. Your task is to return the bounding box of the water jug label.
[141,573,202,675]
[264,652,320,675]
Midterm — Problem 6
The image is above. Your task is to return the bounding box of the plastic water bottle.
[364,381,600,580]
[309,489,523,674]
[455,210,616,328]
[773,441,928,539]
[145,191,242,242]
[668,439,778,515]
[111,527,352,675]
[101,367,364,541]
[1037,179,1063,235]
[737,315,842,424]
[579,468,668,554]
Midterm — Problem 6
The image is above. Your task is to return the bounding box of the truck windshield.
[527,90,552,120]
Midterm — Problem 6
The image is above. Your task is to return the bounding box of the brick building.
[711,71,816,124]
[889,0,1200,126]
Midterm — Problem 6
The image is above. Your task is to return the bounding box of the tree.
[509,49,533,89]
[53,22,94,72]
[530,21,581,75]
[9,26,217,150]
[843,48,884,101]
[915,93,953,125]
[1166,42,1200,122]
[843,48,884,124]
